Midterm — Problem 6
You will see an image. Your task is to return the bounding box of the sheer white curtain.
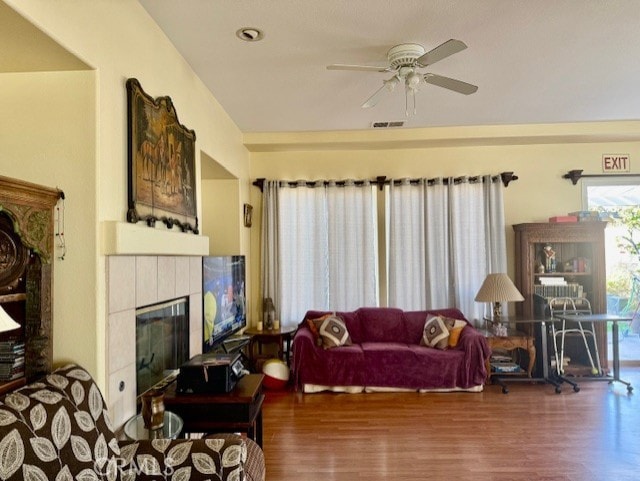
[388,176,506,324]
[262,180,378,327]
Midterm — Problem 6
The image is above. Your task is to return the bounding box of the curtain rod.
[252,172,518,192]
[563,169,640,185]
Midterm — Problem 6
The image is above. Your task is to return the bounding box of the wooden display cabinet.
[0,175,62,394]
[513,222,607,371]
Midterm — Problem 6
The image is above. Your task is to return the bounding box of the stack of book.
[490,353,524,374]
[568,211,602,222]
[0,341,25,381]
[534,277,584,299]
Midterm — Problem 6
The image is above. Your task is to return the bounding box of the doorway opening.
[584,179,640,365]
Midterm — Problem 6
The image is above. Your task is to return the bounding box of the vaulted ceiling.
[139,0,640,133]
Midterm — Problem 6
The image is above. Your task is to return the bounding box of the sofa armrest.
[291,326,320,388]
[116,437,246,481]
[457,324,491,382]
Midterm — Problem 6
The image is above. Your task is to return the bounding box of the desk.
[163,374,265,447]
[555,313,633,393]
[244,326,297,367]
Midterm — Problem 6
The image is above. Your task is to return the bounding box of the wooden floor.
[261,368,640,481]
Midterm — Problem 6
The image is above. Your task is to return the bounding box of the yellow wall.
[3,0,251,390]
[247,122,640,322]
[3,1,640,390]
[202,179,242,255]
[0,70,97,370]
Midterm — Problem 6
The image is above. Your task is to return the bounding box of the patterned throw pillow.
[306,314,329,346]
[308,314,352,349]
[421,315,456,349]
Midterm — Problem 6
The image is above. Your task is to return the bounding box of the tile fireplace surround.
[107,255,203,427]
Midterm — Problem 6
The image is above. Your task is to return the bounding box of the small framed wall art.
[244,204,253,228]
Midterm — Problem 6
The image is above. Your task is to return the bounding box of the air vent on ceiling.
[371,121,405,129]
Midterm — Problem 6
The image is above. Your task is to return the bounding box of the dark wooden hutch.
[0,175,62,394]
[513,221,608,371]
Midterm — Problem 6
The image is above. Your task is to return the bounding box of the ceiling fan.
[327,39,478,116]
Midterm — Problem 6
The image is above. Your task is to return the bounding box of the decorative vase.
[141,389,165,430]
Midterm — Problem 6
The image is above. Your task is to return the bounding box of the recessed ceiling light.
[236,28,264,42]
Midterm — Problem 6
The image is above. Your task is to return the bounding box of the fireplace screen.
[136,297,189,396]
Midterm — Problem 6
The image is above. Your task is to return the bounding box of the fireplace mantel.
[102,221,209,256]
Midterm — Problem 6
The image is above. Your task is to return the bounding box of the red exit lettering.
[602,154,630,172]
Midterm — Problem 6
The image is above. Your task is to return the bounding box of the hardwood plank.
[261,368,640,481]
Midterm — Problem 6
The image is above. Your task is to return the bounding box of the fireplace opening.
[135,297,189,396]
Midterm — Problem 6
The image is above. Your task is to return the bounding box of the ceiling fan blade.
[417,39,467,66]
[423,73,478,95]
[327,64,391,73]
[362,83,390,108]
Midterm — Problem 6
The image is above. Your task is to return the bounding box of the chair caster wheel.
[573,386,580,393]
[555,387,562,394]
[628,386,633,393]
[502,387,509,394]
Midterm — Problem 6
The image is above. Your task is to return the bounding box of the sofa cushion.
[308,314,352,348]
[421,314,456,349]
[448,319,468,348]
[0,365,121,480]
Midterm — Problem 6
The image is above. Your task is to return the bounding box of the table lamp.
[475,273,524,332]
[0,305,21,333]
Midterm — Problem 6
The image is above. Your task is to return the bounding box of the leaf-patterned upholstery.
[0,364,261,480]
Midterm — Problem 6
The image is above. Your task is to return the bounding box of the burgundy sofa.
[292,307,490,393]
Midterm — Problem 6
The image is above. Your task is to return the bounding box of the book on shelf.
[0,355,25,363]
[490,353,512,363]
[568,211,602,222]
[490,362,523,373]
[549,216,578,223]
[534,283,583,299]
[539,276,567,285]
[0,371,24,381]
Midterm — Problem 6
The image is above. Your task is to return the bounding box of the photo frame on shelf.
[126,78,198,233]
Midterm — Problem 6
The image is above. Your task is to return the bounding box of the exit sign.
[602,154,630,172]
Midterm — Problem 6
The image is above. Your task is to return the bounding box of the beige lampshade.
[475,273,524,322]
[475,273,524,303]
[0,305,21,333]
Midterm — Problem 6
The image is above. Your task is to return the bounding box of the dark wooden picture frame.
[244,203,253,228]
[126,78,198,233]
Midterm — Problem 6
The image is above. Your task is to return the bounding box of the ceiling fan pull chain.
[405,87,409,117]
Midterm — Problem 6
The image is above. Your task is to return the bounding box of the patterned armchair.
[0,364,264,480]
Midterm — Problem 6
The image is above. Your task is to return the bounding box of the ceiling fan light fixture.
[236,27,264,42]
[384,77,399,92]
[406,71,421,89]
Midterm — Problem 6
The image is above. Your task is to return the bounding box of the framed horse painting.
[126,78,198,233]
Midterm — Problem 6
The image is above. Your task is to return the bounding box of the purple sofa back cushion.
[302,307,468,345]
[353,307,407,343]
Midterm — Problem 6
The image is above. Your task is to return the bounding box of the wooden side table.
[244,325,297,368]
[484,327,536,394]
[163,373,265,447]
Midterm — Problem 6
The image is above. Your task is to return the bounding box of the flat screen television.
[202,255,246,352]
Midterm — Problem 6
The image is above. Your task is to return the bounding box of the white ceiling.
[139,0,640,133]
